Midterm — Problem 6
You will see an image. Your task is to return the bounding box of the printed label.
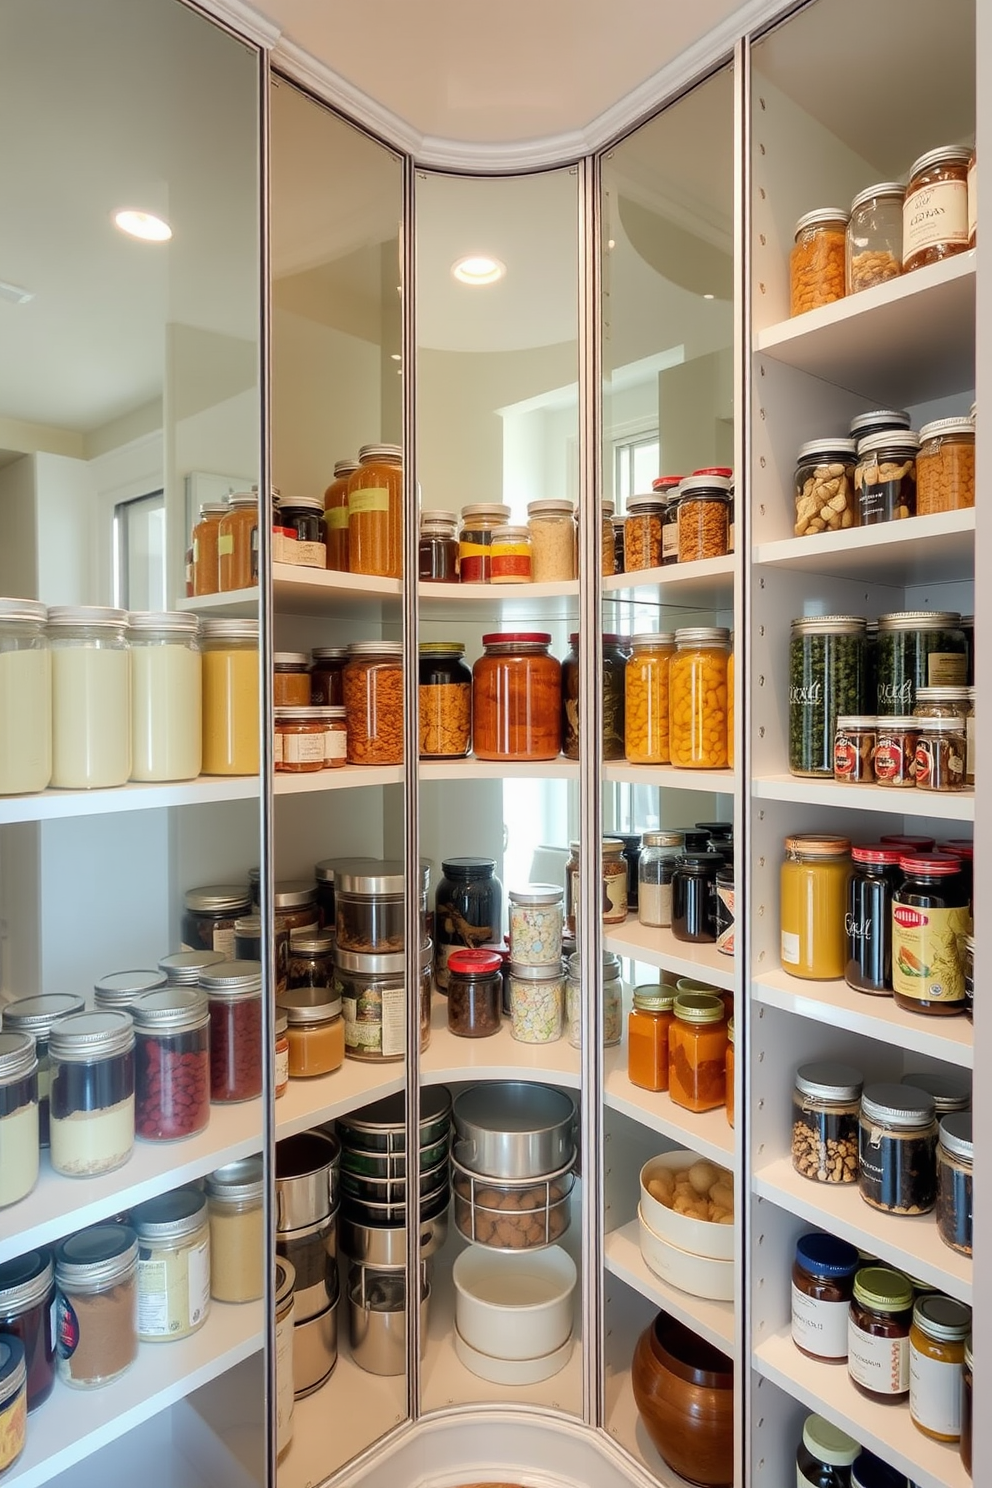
[892,902,968,1003]
[781,929,800,965]
[348,486,390,515]
[458,543,490,583]
[326,506,349,530]
[274,733,284,765]
[187,1239,210,1329]
[928,652,967,686]
[873,729,914,784]
[910,1344,963,1438]
[791,1283,849,1359]
[217,533,234,557]
[274,1043,289,1091]
[272,531,298,564]
[834,735,858,778]
[848,1316,908,1395]
[55,1293,76,1358]
[662,526,679,561]
[343,982,405,1057]
[789,680,822,707]
[283,732,326,765]
[137,1256,170,1336]
[325,728,347,763]
[212,926,236,958]
[716,881,735,957]
[877,679,914,711]
[293,540,326,569]
[903,179,969,260]
[968,158,977,241]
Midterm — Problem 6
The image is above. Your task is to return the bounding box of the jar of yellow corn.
[727,643,735,769]
[669,626,730,769]
[624,632,674,763]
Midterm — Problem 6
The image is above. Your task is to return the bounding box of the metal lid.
[938,1112,972,1161]
[48,1010,134,1060]
[801,1415,860,1468]
[909,145,972,178]
[481,631,551,646]
[346,640,403,657]
[199,618,259,640]
[796,437,857,461]
[289,932,335,956]
[273,651,310,667]
[861,1082,935,1128]
[567,633,624,648]
[641,830,683,849]
[275,1257,296,1311]
[913,1294,971,1342]
[625,495,665,513]
[0,1337,26,1410]
[850,181,905,213]
[856,430,920,457]
[795,1232,859,1279]
[566,950,621,977]
[274,880,318,909]
[916,686,970,702]
[901,1070,970,1112]
[601,839,626,857]
[527,499,574,515]
[794,207,848,236]
[795,1061,863,1102]
[0,1250,54,1314]
[0,597,47,624]
[491,524,530,541]
[197,503,229,518]
[280,495,324,512]
[419,641,466,656]
[629,632,675,650]
[836,716,878,730]
[0,1030,37,1082]
[877,610,961,630]
[94,968,167,1007]
[276,987,343,1025]
[55,1224,139,1288]
[898,852,962,876]
[205,1155,264,1203]
[358,443,402,462]
[311,647,348,661]
[790,614,866,635]
[449,949,503,977]
[632,985,675,1012]
[333,459,359,479]
[851,843,901,866]
[226,489,258,506]
[508,960,563,982]
[678,474,732,498]
[850,408,912,437]
[726,1017,735,1043]
[674,626,730,647]
[199,960,262,995]
[159,949,225,984]
[46,605,128,628]
[420,508,458,525]
[673,992,724,1024]
[184,884,252,913]
[453,1080,574,1138]
[127,610,199,634]
[275,1011,288,1036]
[919,417,974,441]
[130,986,209,1032]
[314,855,378,883]
[652,475,683,490]
[234,916,262,937]
[440,857,497,880]
[334,947,406,976]
[0,993,84,1036]
[132,1186,208,1242]
[875,716,920,731]
[335,859,410,895]
[785,834,850,858]
[508,883,563,906]
[915,716,966,732]
[460,503,511,521]
[853,1265,914,1313]
[337,1083,451,1137]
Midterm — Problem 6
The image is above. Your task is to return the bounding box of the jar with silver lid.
[849,408,912,447]
[127,610,202,783]
[508,883,563,967]
[792,1061,862,1185]
[93,968,167,1012]
[846,181,904,293]
[206,1157,265,1303]
[274,879,321,944]
[858,1083,937,1215]
[0,1250,56,1412]
[49,1011,135,1177]
[566,950,624,1049]
[638,830,682,927]
[47,605,131,789]
[55,1224,139,1388]
[181,883,252,958]
[0,1033,39,1207]
[0,994,83,1147]
[200,960,263,1102]
[131,987,210,1142]
[793,438,857,537]
[508,961,565,1044]
[132,1186,211,1342]
[336,943,433,1061]
[900,1068,970,1117]
[855,431,919,524]
[904,146,972,272]
[158,949,225,985]
[335,858,428,954]
[0,596,51,795]
[875,611,966,715]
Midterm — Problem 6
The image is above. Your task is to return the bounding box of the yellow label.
[326,506,349,529]
[892,901,968,1002]
[349,486,390,515]
[217,533,234,556]
[927,652,967,686]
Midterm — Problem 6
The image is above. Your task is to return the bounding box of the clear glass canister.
[669,626,730,768]
[623,496,665,570]
[348,443,403,578]
[191,503,227,595]
[917,418,975,514]
[792,1060,862,1184]
[903,147,972,272]
[200,618,260,776]
[627,985,675,1091]
[780,834,851,979]
[527,499,576,581]
[335,859,418,954]
[875,611,966,714]
[205,1157,265,1303]
[472,632,561,761]
[132,1187,211,1342]
[638,830,681,927]
[844,843,901,995]
[182,884,252,957]
[846,181,904,292]
[0,994,82,1148]
[669,992,727,1113]
[562,633,626,760]
[490,524,532,584]
[790,208,848,315]
[566,950,624,1049]
[508,961,565,1044]
[0,598,51,795]
[789,616,866,777]
[128,611,202,782]
[47,606,130,789]
[418,509,459,583]
[323,457,357,572]
[55,1223,139,1388]
[793,438,857,537]
[848,1267,914,1402]
[419,641,472,758]
[286,932,336,992]
[218,490,258,592]
[343,641,404,764]
[568,838,629,929]
[909,1294,972,1442]
[936,1112,972,1256]
[131,988,210,1142]
[676,476,731,562]
[914,717,967,791]
[459,503,511,583]
[336,944,432,1061]
[625,632,674,764]
[855,432,919,524]
[0,1250,56,1412]
[859,1082,937,1214]
[276,987,345,1077]
[833,714,877,783]
[447,948,503,1038]
[49,1011,134,1177]
[0,1034,39,1207]
[200,960,263,1102]
[508,883,563,966]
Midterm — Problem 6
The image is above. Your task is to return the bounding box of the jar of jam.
[0,994,83,1147]
[348,443,402,578]
[418,509,459,582]
[892,853,968,1014]
[936,1113,972,1256]
[562,633,626,760]
[624,633,674,764]
[623,495,665,570]
[200,960,263,1103]
[323,458,357,571]
[668,992,727,1113]
[0,1251,55,1412]
[627,985,675,1092]
[435,857,502,991]
[797,1413,860,1487]
[909,1294,971,1441]
[343,641,404,765]
[310,647,348,706]
[791,1232,859,1361]
[792,1061,862,1185]
[637,830,681,927]
[490,524,532,583]
[279,496,326,567]
[218,491,259,591]
[447,949,503,1038]
[854,432,918,524]
[458,503,511,583]
[472,632,561,761]
[671,852,723,943]
[846,181,904,293]
[419,642,472,759]
[845,843,902,995]
[859,1083,937,1215]
[276,987,345,1077]
[848,1266,914,1401]
[903,147,972,272]
[791,208,848,314]
[274,653,311,707]
[131,988,210,1142]
[780,835,851,980]
[962,1336,973,1473]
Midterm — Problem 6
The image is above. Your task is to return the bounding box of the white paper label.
[638,881,672,927]
[910,1343,964,1438]
[662,525,679,561]
[137,1258,170,1336]
[848,1316,909,1395]
[325,728,347,763]
[274,1043,289,1092]
[212,926,236,958]
[904,179,969,260]
[283,732,325,765]
[381,986,406,1058]
[968,158,977,240]
[791,1282,849,1359]
[187,1239,211,1330]
[781,930,800,966]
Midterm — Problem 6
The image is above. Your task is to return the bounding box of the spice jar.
[0,1033,39,1207]
[668,992,727,1113]
[876,610,966,713]
[419,642,472,758]
[446,949,503,1038]
[47,606,131,789]
[200,618,260,776]
[917,417,975,513]
[490,524,532,583]
[310,647,348,706]
[459,503,511,583]
[49,1011,134,1178]
[858,1083,937,1215]
[781,834,851,980]
[797,1414,860,1487]
[55,1224,139,1388]
[792,1061,862,1184]
[348,444,402,578]
[343,641,404,764]
[846,182,904,293]
[567,837,629,929]
[904,147,972,272]
[336,859,420,954]
[936,1113,972,1256]
[191,503,227,595]
[792,1233,859,1362]
[637,830,680,927]
[131,988,210,1142]
[0,598,51,796]
[789,617,866,778]
[671,852,723,943]
[0,994,82,1149]
[473,632,561,761]
[182,885,252,958]
[201,960,263,1103]
[527,499,576,581]
[793,438,857,537]
[323,458,357,571]
[435,857,502,989]
[623,495,665,570]
[914,716,967,791]
[833,715,877,783]
[565,951,624,1048]
[669,626,730,768]
[0,1252,55,1412]
[854,432,919,525]
[508,961,564,1044]
[871,716,919,787]
[418,509,459,582]
[562,633,626,760]
[508,884,563,966]
[205,1157,264,1303]
[277,987,345,1077]
[274,653,311,708]
[791,208,848,315]
[677,475,731,561]
[845,844,901,995]
[848,1267,914,1401]
[627,985,675,1092]
[892,852,968,1014]
[337,944,432,1060]
[132,1187,211,1343]
[624,632,674,764]
[909,1294,971,1441]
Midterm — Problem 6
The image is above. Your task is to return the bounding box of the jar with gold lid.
[668,992,727,1114]
[669,626,730,769]
[848,1266,914,1402]
[780,834,851,979]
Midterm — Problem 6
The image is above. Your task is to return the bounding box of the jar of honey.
[218,491,259,592]
[627,985,675,1092]
[192,504,228,596]
[323,458,357,571]
[668,992,727,1113]
[725,1018,735,1126]
[780,834,851,980]
[348,444,403,578]
[472,632,561,761]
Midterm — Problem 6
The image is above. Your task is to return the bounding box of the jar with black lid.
[792,1062,862,1185]
[287,933,336,992]
[848,1267,914,1401]
[936,1113,972,1256]
[845,844,902,995]
[669,826,711,853]
[858,1083,937,1215]
[892,853,968,1015]
[446,949,502,1038]
[0,993,84,1146]
[310,647,348,707]
[671,852,723,943]
[697,820,733,855]
[610,831,642,910]
[875,611,966,714]
[0,1251,55,1411]
[797,1413,860,1487]
[182,884,252,959]
[55,1224,139,1389]
[791,1232,859,1361]
[851,1450,911,1488]
[434,858,503,992]
[562,633,626,760]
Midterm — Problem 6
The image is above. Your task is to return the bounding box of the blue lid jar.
[792,1232,860,1363]
[851,1449,911,1488]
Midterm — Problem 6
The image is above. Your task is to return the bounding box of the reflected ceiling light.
[113,209,172,242]
[452,254,505,286]
[0,278,34,305]
[703,292,715,300]
[390,353,401,361]
[607,239,616,250]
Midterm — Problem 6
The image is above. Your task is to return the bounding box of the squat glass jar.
[418,509,459,582]
[909,1294,971,1442]
[848,1267,914,1402]
[508,962,565,1045]
[419,641,472,759]
[792,1232,860,1361]
[936,1113,972,1256]
[310,646,348,706]
[490,524,532,583]
[49,1012,134,1178]
[458,503,511,583]
[627,986,675,1092]
[855,433,918,525]
[671,852,723,943]
[348,444,403,578]
[286,932,336,992]
[903,146,972,272]
[55,1224,139,1389]
[875,610,966,714]
[668,992,727,1113]
[793,439,857,538]
[562,633,626,760]
[914,717,967,792]
[131,988,210,1142]
[0,994,83,1147]
[0,1251,55,1411]
[279,496,325,567]
[200,619,260,776]
[343,641,403,764]
[93,968,166,1014]
[447,949,503,1038]
[789,616,866,777]
[323,458,357,572]
[624,632,674,763]
[527,499,576,581]
[48,606,131,789]
[846,181,904,293]
[638,830,681,927]
[791,1061,862,1185]
[217,491,259,591]
[273,653,311,708]
[508,884,563,966]
[200,961,263,1103]
[623,495,665,570]
[473,632,561,761]
[669,626,730,769]
[0,598,51,795]
[0,1035,39,1207]
[676,476,731,562]
[132,1188,211,1343]
[858,1083,937,1215]
[892,853,968,1014]
[781,834,851,979]
[791,209,848,315]
[435,857,502,990]
[833,715,877,783]
[276,987,345,1077]
[917,418,975,514]
[182,885,252,958]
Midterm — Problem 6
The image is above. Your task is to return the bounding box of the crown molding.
[189,0,282,49]
[272,36,422,158]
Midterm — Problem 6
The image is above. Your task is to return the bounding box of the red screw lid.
[851,844,902,866]
[481,632,552,647]
[898,852,963,877]
[447,949,503,977]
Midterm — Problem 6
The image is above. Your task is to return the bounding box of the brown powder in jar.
[59,1276,137,1385]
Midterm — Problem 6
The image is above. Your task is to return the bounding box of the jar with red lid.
[892,853,968,1015]
[131,987,210,1141]
[323,458,357,571]
[447,949,502,1038]
[937,838,972,914]
[903,147,972,272]
[562,633,626,760]
[200,960,263,1102]
[652,477,682,566]
[473,632,561,761]
[845,844,902,996]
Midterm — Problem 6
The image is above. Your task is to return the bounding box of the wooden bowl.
[631,1310,734,1487]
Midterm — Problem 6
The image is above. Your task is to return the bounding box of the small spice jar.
[845,843,902,996]
[337,944,432,1060]
[903,147,972,272]
[792,1061,862,1184]
[508,961,564,1044]
[447,949,503,1038]
[637,830,681,927]
[418,509,460,582]
[797,1414,860,1487]
[0,1337,26,1472]
[671,851,723,943]
[527,499,576,581]
[917,417,975,513]
[191,503,227,595]
[287,932,335,992]
[459,503,511,583]
[508,884,563,966]
[677,475,731,562]
[490,524,532,583]
[562,632,627,761]
[277,987,345,1077]
[200,960,263,1103]
[936,1113,972,1256]
[791,208,848,315]
[49,1012,134,1178]
[310,646,348,706]
[623,495,665,570]
[343,641,404,765]
[627,984,675,1092]
[274,653,311,707]
[624,632,674,764]
[833,715,877,783]
[131,988,210,1143]
[858,1082,937,1215]
[348,444,403,578]
[419,641,472,759]
[472,632,561,761]
[182,884,252,958]
[909,1294,972,1441]
[0,1251,55,1412]
[793,438,857,537]
[200,618,260,776]
[275,1011,289,1098]
[0,1033,39,1208]
[846,182,904,293]
[323,458,357,571]
[855,431,918,524]
[47,605,131,789]
[668,992,727,1113]
[781,834,851,980]
[792,1232,859,1362]
[914,717,967,791]
[962,1336,973,1473]
[848,1266,914,1402]
[132,1187,211,1342]
[205,1157,265,1303]
[715,868,735,957]
[435,857,502,989]
[0,995,82,1149]
[669,626,730,768]
[55,1224,139,1389]
[279,495,326,568]
[565,950,625,1049]
[892,852,968,1014]
[789,616,866,778]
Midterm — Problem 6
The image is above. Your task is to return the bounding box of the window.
[614,432,660,506]
[113,490,166,611]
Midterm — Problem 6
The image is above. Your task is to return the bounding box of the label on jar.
[968,158,977,240]
[271,531,298,564]
[848,1316,909,1394]
[966,714,975,780]
[662,524,679,562]
[571,867,627,925]
[218,533,234,557]
[874,728,915,784]
[282,731,326,765]
[343,984,405,1058]
[326,506,349,529]
[892,902,968,1003]
[187,1238,210,1329]
[903,180,969,261]
[137,1257,170,1335]
[638,881,672,927]
[877,678,914,712]
[274,1042,289,1093]
[212,926,236,958]
[928,652,967,686]
[292,540,327,569]
[715,880,735,957]
[349,487,390,514]
[910,1343,963,1437]
[325,728,347,764]
[458,543,489,583]
[56,1293,79,1359]
[834,725,874,781]
[781,930,800,966]
[791,1283,849,1359]
[274,733,284,765]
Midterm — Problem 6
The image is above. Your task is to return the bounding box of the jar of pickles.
[343,641,403,765]
[323,458,357,571]
[781,835,851,979]
[624,633,674,763]
[669,626,730,769]
[792,1061,862,1184]
[789,617,866,777]
[348,444,402,578]
[793,439,857,538]
[791,208,848,315]
[562,633,626,760]
[917,418,975,513]
[472,632,561,761]
[668,992,727,1113]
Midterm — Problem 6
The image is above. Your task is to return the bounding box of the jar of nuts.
[623,495,665,571]
[846,182,904,293]
[792,1061,863,1185]
[793,438,857,537]
[855,432,919,525]
[676,476,731,562]
[790,208,848,316]
[917,417,975,514]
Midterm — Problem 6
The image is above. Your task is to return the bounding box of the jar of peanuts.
[855,432,919,525]
[790,208,848,316]
[624,633,674,763]
[669,627,730,770]
[904,147,972,272]
[846,182,904,293]
[676,475,731,562]
[623,495,665,570]
[793,438,857,537]
[917,418,975,514]
[343,641,404,764]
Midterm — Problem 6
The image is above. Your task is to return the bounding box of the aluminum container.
[338,1206,448,1265]
[333,1085,452,1155]
[451,1155,575,1250]
[453,1081,576,1178]
[275,1130,341,1229]
[275,1210,338,1322]
[347,1261,430,1376]
[293,1292,338,1398]
[338,1156,449,1207]
[338,1132,450,1180]
[339,1184,450,1233]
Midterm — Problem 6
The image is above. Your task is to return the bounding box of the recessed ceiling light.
[703,292,715,300]
[114,209,172,243]
[452,255,505,286]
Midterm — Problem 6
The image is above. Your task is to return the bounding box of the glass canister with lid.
[447,948,503,1038]
[565,950,624,1049]
[567,838,629,929]
[47,605,131,789]
[638,830,682,927]
[676,474,731,561]
[0,1034,39,1207]
[848,1266,914,1402]
[0,1251,56,1411]
[846,181,904,292]
[903,146,972,272]
[343,640,404,764]
[55,1224,139,1389]
[191,503,227,596]
[876,611,967,713]
[200,618,260,776]
[917,418,975,513]
[490,524,532,583]
[627,984,676,1092]
[323,458,358,571]
[792,1233,860,1361]
[418,509,459,582]
[278,495,326,568]
[276,986,345,1078]
[781,835,851,980]
[459,503,511,583]
[669,626,730,768]
[205,1156,265,1303]
[472,632,561,761]
[936,1113,972,1256]
[347,443,403,578]
[0,597,51,795]
[671,851,723,943]
[337,943,432,1061]
[49,1011,134,1177]
[132,1186,211,1343]
[286,931,336,992]
[131,987,210,1142]
[508,883,563,966]
[200,960,263,1103]
[793,439,857,536]
[858,1082,937,1215]
[624,632,674,763]
[336,859,426,954]
[791,208,848,315]
[792,1061,862,1184]
[182,884,252,958]
[93,968,167,1014]
[508,961,565,1045]
[854,431,919,524]
[217,490,259,591]
[419,641,472,758]
[527,499,576,581]
[562,633,626,760]
[0,994,83,1147]
[797,1414,860,1488]
[909,1294,972,1442]
[668,992,727,1113]
[623,495,665,570]
[892,852,968,1015]
[310,646,348,707]
[435,857,502,990]
[789,616,866,777]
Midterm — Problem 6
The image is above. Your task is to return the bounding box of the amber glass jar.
[668,992,726,1113]
[348,444,403,578]
[909,1295,971,1442]
[342,642,403,765]
[273,653,311,708]
[218,491,259,592]
[791,209,848,315]
[848,1267,914,1402]
[904,147,971,272]
[192,504,227,596]
[724,1018,734,1126]
[310,647,348,707]
[669,626,730,769]
[780,835,851,980]
[472,632,561,761]
[625,633,674,764]
[791,1232,859,1362]
[627,985,675,1092]
[323,458,357,571]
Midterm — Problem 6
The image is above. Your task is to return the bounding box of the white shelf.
[603,555,735,607]
[753,1328,969,1488]
[754,509,974,585]
[604,918,735,991]
[755,252,976,405]
[752,774,975,823]
[422,1000,581,1088]
[603,1049,734,1166]
[277,1347,406,1488]
[175,586,259,618]
[603,763,734,792]
[420,758,577,783]
[275,1062,406,1142]
[274,563,402,617]
[8,1300,262,1488]
[753,1157,971,1304]
[0,1100,263,1266]
[0,775,259,825]
[604,1220,735,1356]
[274,764,403,794]
[753,969,973,1069]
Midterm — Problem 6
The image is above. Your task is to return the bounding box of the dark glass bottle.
[892,853,968,1015]
[671,852,723,943]
[562,633,626,760]
[845,844,902,995]
[434,858,503,993]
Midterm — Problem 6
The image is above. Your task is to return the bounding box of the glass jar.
[568,838,629,929]
[914,716,967,791]
[49,1012,134,1177]
[846,181,904,293]
[936,1113,972,1256]
[336,859,418,954]
[310,646,348,706]
[459,503,511,583]
[490,524,532,584]
[671,852,724,943]
[132,1187,211,1342]
[848,1267,914,1402]
[858,1083,937,1215]
[662,493,680,565]
[962,1336,973,1474]
[909,1294,971,1441]
[419,641,472,759]
[833,714,877,783]
[434,857,501,989]
[131,988,210,1142]
[563,632,626,760]
[348,443,402,578]
[845,844,901,995]
[418,509,459,582]
[508,961,564,1044]
[917,417,975,514]
[797,1416,860,1487]
[565,950,624,1049]
[791,208,848,315]
[343,641,404,764]
[508,884,563,966]
[472,632,561,761]
[275,707,328,773]
[623,495,665,570]
[279,495,326,568]
[792,1232,859,1362]
[900,1068,970,1119]
[277,987,345,1077]
[323,458,357,571]
[613,830,642,911]
[274,881,320,948]
[447,948,503,1038]
[725,1017,735,1125]
[781,834,851,979]
[275,1011,289,1098]
[0,1251,55,1412]
[191,503,227,595]
[792,1060,862,1184]
[611,514,627,573]
[627,985,675,1092]
[55,1224,139,1388]
[527,499,576,581]
[715,868,735,957]
[200,960,263,1103]
[126,611,202,784]
[637,830,681,928]
[0,1034,39,1207]
[876,610,966,713]
[92,969,167,1015]
[903,146,972,272]
[337,944,432,1061]
[677,476,731,562]
[47,606,130,789]
[851,408,913,447]
[0,1337,25,1474]
[287,931,335,992]
[205,1157,265,1303]
[669,625,730,768]
[961,930,974,1019]
[892,852,968,1014]
[624,632,674,764]
[668,992,727,1113]
[0,598,51,795]
[182,885,252,958]
[200,618,260,776]
[851,1453,911,1488]
[217,491,258,591]
[914,684,970,722]
[0,994,82,1147]
[871,716,919,788]
[854,432,919,525]
[159,949,225,988]
[273,652,311,708]
[793,438,857,537]
[789,616,866,778]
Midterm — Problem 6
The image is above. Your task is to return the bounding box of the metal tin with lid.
[158,949,225,985]
[206,1155,265,1206]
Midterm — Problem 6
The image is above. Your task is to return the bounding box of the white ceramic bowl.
[638,1150,734,1262]
[454,1325,573,1384]
[637,1206,735,1301]
[452,1244,577,1361]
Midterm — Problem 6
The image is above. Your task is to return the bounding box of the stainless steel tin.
[275,1130,341,1229]
[333,1085,452,1154]
[452,1081,576,1178]
[347,1262,430,1376]
[338,1156,449,1207]
[339,1184,450,1232]
[338,1206,448,1265]
[338,1132,450,1180]
[451,1155,575,1251]
[275,1211,339,1322]
[292,1294,338,1399]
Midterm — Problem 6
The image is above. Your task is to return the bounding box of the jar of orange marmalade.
[348,444,403,578]
[323,458,357,572]
[218,491,260,592]
[669,992,727,1113]
[627,984,675,1092]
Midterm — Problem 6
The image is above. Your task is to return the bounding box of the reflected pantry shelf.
[422,1001,581,1088]
[604,1219,735,1355]
[752,775,975,823]
[603,554,735,608]
[603,1050,734,1165]
[175,585,258,618]
[604,763,734,792]
[0,774,259,825]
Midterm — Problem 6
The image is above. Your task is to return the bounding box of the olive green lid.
[673,992,724,1024]
[801,1414,859,1467]
[853,1266,913,1313]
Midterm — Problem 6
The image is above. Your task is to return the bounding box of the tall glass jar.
[0,994,82,1147]
[845,844,901,995]
[846,182,904,292]
[435,858,503,990]
[789,616,866,777]
[458,503,511,583]
[55,1225,139,1389]
[566,951,624,1049]
[781,834,851,980]
[854,432,918,525]
[936,1113,972,1256]
[0,1251,56,1412]
[892,853,968,1015]
[875,611,966,714]
[418,642,472,759]
[310,646,348,706]
[909,1294,971,1442]
[132,1188,211,1343]
[218,490,259,592]
[793,438,857,537]
[791,208,848,315]
[627,986,675,1092]
[200,960,263,1103]
[917,418,975,513]
[343,641,404,764]
[903,147,972,272]
[418,510,459,582]
[562,633,626,760]
[677,476,731,562]
[47,606,130,789]
[858,1083,937,1215]
[131,988,210,1142]
[322,458,357,571]
[191,503,227,595]
[205,1157,265,1303]
[348,443,403,578]
[624,633,674,763]
[0,598,51,795]
[0,1034,39,1207]
[669,626,730,768]
[671,852,723,942]
[668,992,727,1113]
[848,1267,914,1402]
[128,611,202,782]
[49,1011,134,1178]
[527,499,576,581]
[623,495,665,570]
[472,632,561,761]
[792,1061,862,1184]
[508,884,563,966]
[200,619,260,776]
[638,830,681,927]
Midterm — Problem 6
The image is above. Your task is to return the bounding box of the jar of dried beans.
[348,444,403,578]
[676,475,731,562]
[793,438,857,537]
[904,147,972,272]
[624,633,674,763]
[343,641,404,764]
[419,642,472,758]
[200,960,263,1103]
[472,632,561,761]
[790,208,848,315]
[917,418,975,513]
[855,432,919,524]
[131,987,210,1142]
[846,182,904,293]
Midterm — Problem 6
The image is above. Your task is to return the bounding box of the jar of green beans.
[789,616,866,777]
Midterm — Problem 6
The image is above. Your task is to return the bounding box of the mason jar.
[55,1225,139,1388]
[566,950,624,1049]
[669,626,730,769]
[0,1033,39,1207]
[0,994,83,1147]
[200,960,263,1103]
[638,830,682,927]
[348,443,403,578]
[562,633,626,760]
[0,598,51,795]
[790,208,847,314]
[343,641,403,765]
[132,1187,211,1342]
[624,633,674,763]
[47,606,130,789]
[131,988,210,1142]
[793,438,857,537]
[200,619,260,776]
[875,611,966,715]
[789,616,866,777]
[128,611,202,782]
[49,1011,135,1178]
[917,418,975,514]
[205,1157,265,1303]
[854,432,918,525]
[780,834,851,980]
[846,181,904,293]
[182,884,253,958]
[527,499,576,581]
[418,641,472,759]
[903,146,971,272]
